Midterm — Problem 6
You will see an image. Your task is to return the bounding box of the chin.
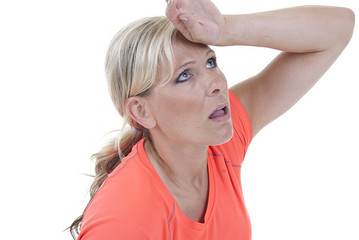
[209,123,234,146]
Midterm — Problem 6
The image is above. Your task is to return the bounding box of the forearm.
[220,6,355,52]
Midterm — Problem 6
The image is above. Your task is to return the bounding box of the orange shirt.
[78,90,253,240]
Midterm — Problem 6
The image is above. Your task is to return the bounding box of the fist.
[165,0,226,45]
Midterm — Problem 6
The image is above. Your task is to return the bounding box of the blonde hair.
[69,16,177,238]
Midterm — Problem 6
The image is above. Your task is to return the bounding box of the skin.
[166,2,355,136]
[146,33,232,147]
[128,33,233,222]
[126,0,355,222]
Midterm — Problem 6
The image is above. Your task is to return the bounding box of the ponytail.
[69,16,177,239]
[69,126,146,239]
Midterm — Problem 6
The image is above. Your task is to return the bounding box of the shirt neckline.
[135,138,216,231]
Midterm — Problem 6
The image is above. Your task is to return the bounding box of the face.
[145,34,233,147]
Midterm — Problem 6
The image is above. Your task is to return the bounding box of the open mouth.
[209,105,230,121]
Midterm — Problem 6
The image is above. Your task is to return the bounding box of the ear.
[125,96,156,129]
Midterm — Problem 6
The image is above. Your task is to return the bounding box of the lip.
[209,103,231,122]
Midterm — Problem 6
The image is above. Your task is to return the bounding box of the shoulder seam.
[107,152,138,179]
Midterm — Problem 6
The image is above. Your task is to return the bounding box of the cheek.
[155,93,206,131]
[161,94,203,116]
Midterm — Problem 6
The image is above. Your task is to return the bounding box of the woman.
[70,0,354,239]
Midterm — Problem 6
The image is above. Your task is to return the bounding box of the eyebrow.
[176,49,215,71]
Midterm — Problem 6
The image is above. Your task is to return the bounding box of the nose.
[205,71,226,97]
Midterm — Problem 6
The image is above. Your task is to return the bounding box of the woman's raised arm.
[166,1,355,137]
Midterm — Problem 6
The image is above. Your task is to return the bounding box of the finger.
[166,2,183,28]
[177,15,196,41]
[165,1,194,40]
[173,18,192,39]
[165,0,176,19]
[180,17,189,22]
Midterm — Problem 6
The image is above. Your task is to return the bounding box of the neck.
[144,135,208,192]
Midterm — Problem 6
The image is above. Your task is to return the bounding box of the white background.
[0,0,358,239]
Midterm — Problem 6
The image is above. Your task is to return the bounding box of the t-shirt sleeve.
[78,216,150,240]
[220,89,253,166]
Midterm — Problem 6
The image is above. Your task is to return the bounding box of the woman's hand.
[165,0,226,45]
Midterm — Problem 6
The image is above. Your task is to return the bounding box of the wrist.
[215,15,245,46]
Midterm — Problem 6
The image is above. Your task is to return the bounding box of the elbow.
[337,7,355,46]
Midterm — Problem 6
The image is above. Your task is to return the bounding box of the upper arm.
[79,217,151,240]
[230,46,347,137]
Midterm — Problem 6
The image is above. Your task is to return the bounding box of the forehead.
[172,33,211,63]
[154,33,212,88]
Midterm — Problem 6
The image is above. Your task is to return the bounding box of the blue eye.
[206,57,217,69]
[176,70,191,83]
